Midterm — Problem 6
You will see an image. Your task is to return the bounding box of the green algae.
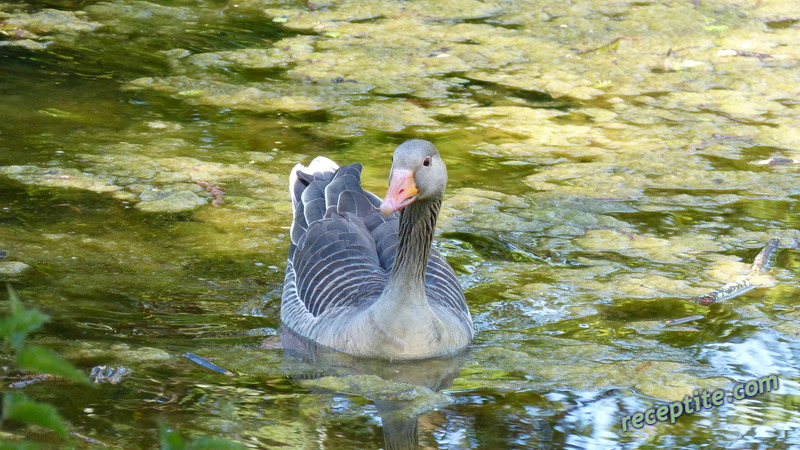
[0,8,102,34]
[103,0,800,145]
[0,7,101,50]
[0,144,285,213]
[0,165,124,195]
[66,342,171,365]
[136,189,207,213]
[575,229,723,263]
[86,1,196,24]
[464,341,730,402]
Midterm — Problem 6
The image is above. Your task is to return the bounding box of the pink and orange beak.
[380,169,419,216]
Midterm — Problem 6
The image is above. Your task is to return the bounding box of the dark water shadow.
[277,327,468,449]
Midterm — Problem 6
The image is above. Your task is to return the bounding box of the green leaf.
[1,393,68,437]
[0,284,49,353]
[158,424,245,450]
[0,441,43,450]
[188,438,246,450]
[16,345,91,385]
[159,425,186,450]
[0,309,49,353]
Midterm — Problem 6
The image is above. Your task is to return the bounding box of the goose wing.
[425,248,469,316]
[284,160,397,323]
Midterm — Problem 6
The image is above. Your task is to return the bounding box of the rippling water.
[1,0,799,447]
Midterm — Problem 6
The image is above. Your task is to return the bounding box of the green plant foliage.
[158,424,246,450]
[0,283,243,449]
[1,392,68,438]
[158,425,185,450]
[16,345,91,385]
[0,286,49,353]
[0,284,80,442]
[0,442,41,450]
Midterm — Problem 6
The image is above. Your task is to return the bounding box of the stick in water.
[693,238,781,306]
[183,352,234,376]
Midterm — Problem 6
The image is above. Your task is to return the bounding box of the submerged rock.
[0,261,31,278]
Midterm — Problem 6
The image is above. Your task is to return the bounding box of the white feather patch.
[289,156,340,244]
[289,156,339,204]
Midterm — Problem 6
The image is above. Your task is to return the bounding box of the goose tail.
[289,156,339,205]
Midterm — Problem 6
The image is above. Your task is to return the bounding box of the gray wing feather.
[426,250,467,314]
[303,198,327,229]
[291,201,307,244]
[287,163,389,319]
[338,191,375,218]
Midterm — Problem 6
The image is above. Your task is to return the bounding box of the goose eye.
[422,156,431,167]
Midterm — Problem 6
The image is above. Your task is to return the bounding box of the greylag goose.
[282,139,473,359]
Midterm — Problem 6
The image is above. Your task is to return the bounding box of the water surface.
[1,0,799,447]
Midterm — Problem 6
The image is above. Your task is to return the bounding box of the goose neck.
[388,198,440,293]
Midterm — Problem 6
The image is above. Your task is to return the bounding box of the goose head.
[380,140,447,216]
